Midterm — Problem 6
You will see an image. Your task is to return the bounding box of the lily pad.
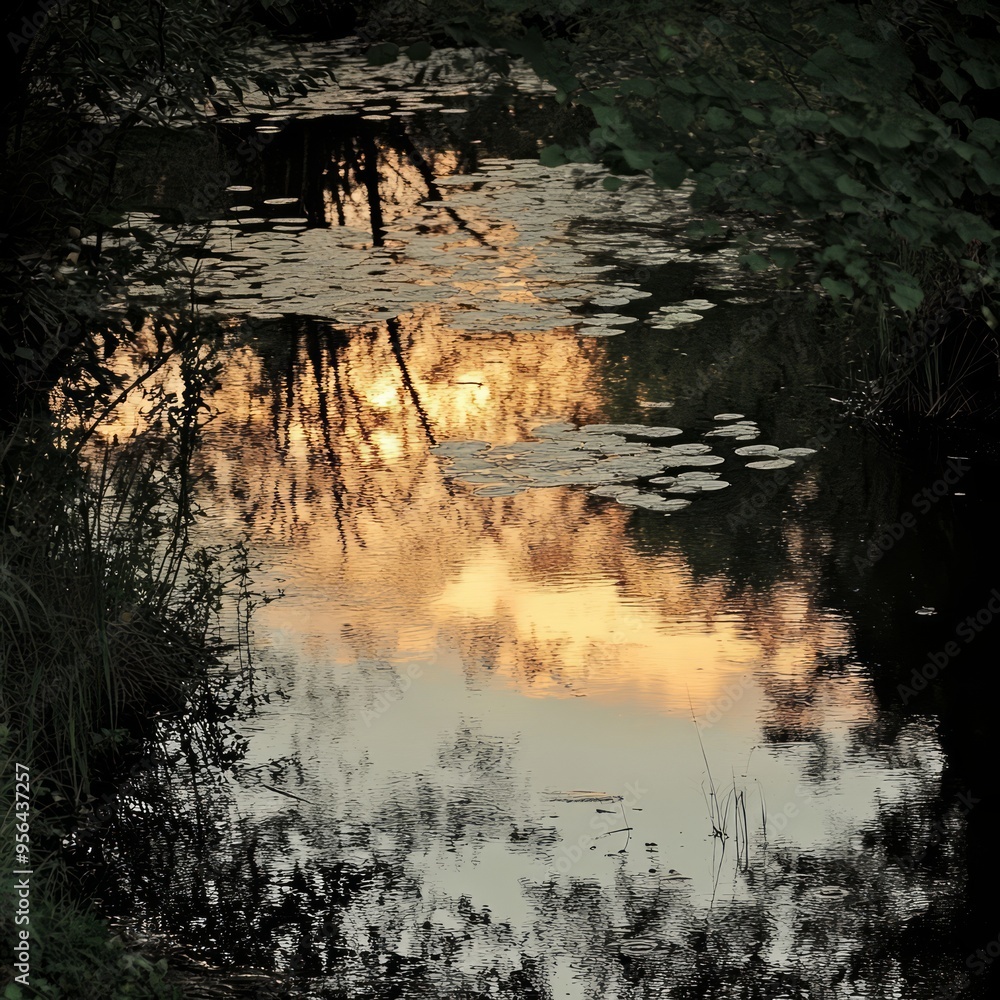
[664,443,712,455]
[589,485,638,498]
[745,458,796,470]
[677,480,730,491]
[734,444,779,456]
[661,454,725,467]
[777,447,818,457]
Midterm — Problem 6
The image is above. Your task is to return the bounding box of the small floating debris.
[638,400,674,409]
[263,197,299,205]
[546,790,622,803]
[811,886,851,901]
[618,937,659,957]
[714,413,745,420]
[225,185,253,192]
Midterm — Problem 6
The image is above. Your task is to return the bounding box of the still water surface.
[89,42,999,1000]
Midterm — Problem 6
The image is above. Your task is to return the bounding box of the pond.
[82,41,1000,1000]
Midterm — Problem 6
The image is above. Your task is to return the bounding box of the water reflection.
[84,307,983,998]
[85,58,1000,999]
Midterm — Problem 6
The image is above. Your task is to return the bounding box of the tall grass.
[1,418,228,802]
[0,317,260,996]
[855,244,999,422]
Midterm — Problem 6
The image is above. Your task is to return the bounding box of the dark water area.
[72,41,1000,1000]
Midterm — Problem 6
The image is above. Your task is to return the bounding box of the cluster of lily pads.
[703,413,817,466]
[434,415,817,513]
[647,298,717,331]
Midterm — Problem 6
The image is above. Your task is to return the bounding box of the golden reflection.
[70,305,867,751]
[86,307,862,728]
[74,254,867,730]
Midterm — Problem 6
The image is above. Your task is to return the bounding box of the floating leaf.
[734,444,779,456]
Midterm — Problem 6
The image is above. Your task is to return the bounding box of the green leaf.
[950,212,1000,243]
[961,58,1000,89]
[366,42,400,66]
[769,247,798,269]
[741,107,766,125]
[940,65,969,99]
[890,217,922,241]
[658,97,693,130]
[685,219,724,238]
[405,41,432,61]
[623,148,657,170]
[620,77,656,98]
[871,122,912,149]
[969,118,1000,148]
[705,106,735,132]
[839,32,879,59]
[972,154,1000,186]
[111,15,121,30]
[835,175,867,198]
[538,144,567,167]
[651,153,686,188]
[603,176,624,191]
[889,281,923,312]
[948,138,979,161]
[14,346,35,360]
[821,277,854,299]
[828,114,863,137]
[773,109,828,131]
[740,252,771,272]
